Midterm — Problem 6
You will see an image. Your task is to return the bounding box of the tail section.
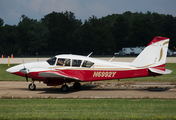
[131,36,172,74]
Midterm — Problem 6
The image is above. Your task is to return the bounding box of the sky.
[0,0,176,25]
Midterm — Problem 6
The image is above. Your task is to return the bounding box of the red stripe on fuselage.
[12,71,30,77]
[59,68,150,81]
[12,67,162,82]
[13,71,45,80]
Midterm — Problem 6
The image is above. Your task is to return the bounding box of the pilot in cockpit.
[57,59,64,66]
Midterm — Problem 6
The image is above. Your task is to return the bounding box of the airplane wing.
[38,70,80,80]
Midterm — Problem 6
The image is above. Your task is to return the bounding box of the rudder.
[131,36,170,68]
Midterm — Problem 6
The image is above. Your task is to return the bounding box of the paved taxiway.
[0,81,176,99]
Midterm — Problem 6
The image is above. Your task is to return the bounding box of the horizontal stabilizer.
[149,68,172,74]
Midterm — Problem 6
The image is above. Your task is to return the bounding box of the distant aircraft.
[6,36,172,92]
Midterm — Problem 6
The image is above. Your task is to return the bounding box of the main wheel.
[28,83,36,90]
[73,82,81,90]
[61,85,69,92]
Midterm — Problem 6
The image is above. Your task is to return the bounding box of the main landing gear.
[27,81,81,92]
[28,81,36,90]
[61,82,81,92]
[61,84,69,92]
[73,82,81,90]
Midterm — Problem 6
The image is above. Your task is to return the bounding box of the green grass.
[0,64,25,81]
[1,63,176,82]
[0,99,176,120]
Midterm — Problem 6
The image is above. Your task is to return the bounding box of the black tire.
[61,85,69,92]
[73,82,81,90]
[28,83,36,90]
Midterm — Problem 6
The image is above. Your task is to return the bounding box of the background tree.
[41,11,82,54]
[17,15,48,55]
[112,14,129,50]
[1,11,176,57]
[0,18,3,26]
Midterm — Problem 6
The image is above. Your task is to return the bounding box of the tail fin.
[131,36,170,68]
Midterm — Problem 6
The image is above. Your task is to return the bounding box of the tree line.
[0,11,176,57]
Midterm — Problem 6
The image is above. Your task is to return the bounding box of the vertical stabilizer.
[131,36,170,67]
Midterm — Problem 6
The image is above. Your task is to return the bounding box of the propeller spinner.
[20,67,29,82]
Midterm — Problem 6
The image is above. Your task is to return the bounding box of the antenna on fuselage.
[36,53,39,61]
[87,52,93,57]
[22,59,24,67]
[109,56,115,62]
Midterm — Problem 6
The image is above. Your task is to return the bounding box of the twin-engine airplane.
[6,36,172,92]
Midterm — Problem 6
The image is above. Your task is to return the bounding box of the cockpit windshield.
[46,57,56,65]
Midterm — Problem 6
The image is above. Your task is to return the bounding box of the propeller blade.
[22,60,28,82]
[25,74,28,82]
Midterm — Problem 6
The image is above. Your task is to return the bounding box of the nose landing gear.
[28,81,36,90]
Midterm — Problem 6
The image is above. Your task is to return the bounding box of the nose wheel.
[28,82,36,90]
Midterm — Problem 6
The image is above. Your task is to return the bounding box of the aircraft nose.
[6,67,14,73]
[6,64,24,73]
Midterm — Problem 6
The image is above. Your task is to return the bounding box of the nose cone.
[6,61,50,74]
[6,67,13,73]
[6,64,24,73]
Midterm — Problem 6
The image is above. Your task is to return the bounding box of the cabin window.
[56,58,71,66]
[46,57,56,65]
[82,60,94,68]
[64,59,71,66]
[56,58,65,66]
[72,59,82,67]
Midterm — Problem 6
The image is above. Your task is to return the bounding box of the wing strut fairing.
[38,70,80,80]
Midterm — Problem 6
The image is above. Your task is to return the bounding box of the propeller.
[24,68,28,82]
[20,67,29,82]
[20,60,29,82]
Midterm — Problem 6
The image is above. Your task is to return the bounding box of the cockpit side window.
[64,59,71,66]
[72,59,82,67]
[46,57,56,65]
[82,60,94,68]
[56,58,65,66]
[56,58,71,66]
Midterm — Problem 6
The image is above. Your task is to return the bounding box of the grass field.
[1,63,176,82]
[0,64,25,81]
[0,99,176,120]
[1,64,176,120]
